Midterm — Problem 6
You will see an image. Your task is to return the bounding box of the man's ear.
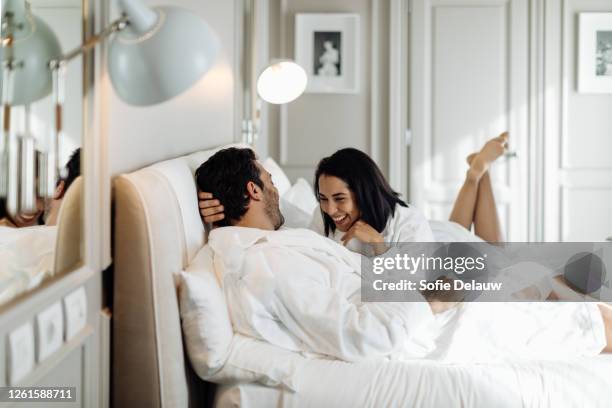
[53,180,66,200]
[245,181,263,201]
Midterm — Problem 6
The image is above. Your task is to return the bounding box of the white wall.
[107,0,239,175]
[262,0,390,183]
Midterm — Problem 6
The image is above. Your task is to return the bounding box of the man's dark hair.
[62,148,81,192]
[314,148,408,236]
[195,148,263,227]
[55,148,81,199]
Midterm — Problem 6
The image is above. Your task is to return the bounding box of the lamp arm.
[48,15,129,69]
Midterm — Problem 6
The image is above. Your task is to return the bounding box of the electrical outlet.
[36,302,64,362]
[63,286,87,340]
[8,322,35,385]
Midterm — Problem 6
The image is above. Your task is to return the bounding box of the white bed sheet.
[214,353,612,408]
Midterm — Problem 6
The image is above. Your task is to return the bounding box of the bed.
[112,145,612,408]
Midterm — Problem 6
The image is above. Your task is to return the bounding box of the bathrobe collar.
[208,226,271,249]
[208,226,362,278]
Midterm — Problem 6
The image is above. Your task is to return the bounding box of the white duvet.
[209,226,606,365]
[0,225,57,304]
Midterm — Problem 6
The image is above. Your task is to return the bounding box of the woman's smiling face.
[317,174,360,232]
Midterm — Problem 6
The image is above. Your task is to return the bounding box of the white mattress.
[214,353,612,407]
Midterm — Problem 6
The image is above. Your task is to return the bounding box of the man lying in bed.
[195,147,612,363]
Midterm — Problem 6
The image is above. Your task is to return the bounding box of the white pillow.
[279,178,318,228]
[262,157,291,197]
[280,199,312,229]
[178,245,233,379]
[283,178,318,216]
[179,245,304,390]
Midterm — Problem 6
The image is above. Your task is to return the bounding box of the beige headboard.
[112,148,234,407]
[54,176,82,274]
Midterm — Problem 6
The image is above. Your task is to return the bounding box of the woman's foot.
[467,132,508,182]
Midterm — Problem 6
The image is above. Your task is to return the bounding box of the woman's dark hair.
[314,148,407,236]
[195,147,264,227]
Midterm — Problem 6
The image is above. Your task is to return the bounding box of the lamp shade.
[108,0,220,106]
[256,60,307,104]
[0,0,62,105]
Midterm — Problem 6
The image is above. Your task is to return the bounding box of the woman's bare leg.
[449,132,508,236]
[473,171,504,242]
[448,171,480,231]
[597,303,612,353]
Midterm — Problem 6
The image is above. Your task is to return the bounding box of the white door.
[410,0,529,241]
[543,1,612,242]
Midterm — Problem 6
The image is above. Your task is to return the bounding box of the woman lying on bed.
[200,133,506,251]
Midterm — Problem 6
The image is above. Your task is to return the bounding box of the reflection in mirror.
[0,0,83,307]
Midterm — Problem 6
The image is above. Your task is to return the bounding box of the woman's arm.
[198,191,225,223]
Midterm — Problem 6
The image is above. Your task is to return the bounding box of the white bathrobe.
[209,226,607,363]
[208,226,438,362]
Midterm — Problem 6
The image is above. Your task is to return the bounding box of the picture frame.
[578,12,612,93]
[295,13,360,94]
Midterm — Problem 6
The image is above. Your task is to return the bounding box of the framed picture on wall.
[295,13,360,94]
[578,12,612,93]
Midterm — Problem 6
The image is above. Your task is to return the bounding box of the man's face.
[256,162,284,230]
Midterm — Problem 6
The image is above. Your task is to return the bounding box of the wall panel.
[432,5,508,183]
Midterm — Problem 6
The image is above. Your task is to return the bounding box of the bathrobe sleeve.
[391,205,436,243]
[244,246,437,362]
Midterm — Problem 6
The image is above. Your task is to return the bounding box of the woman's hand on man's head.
[198,191,225,223]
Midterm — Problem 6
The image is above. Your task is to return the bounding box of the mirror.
[0,0,83,307]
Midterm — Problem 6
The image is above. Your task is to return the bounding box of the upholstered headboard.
[54,176,82,274]
[112,146,244,407]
